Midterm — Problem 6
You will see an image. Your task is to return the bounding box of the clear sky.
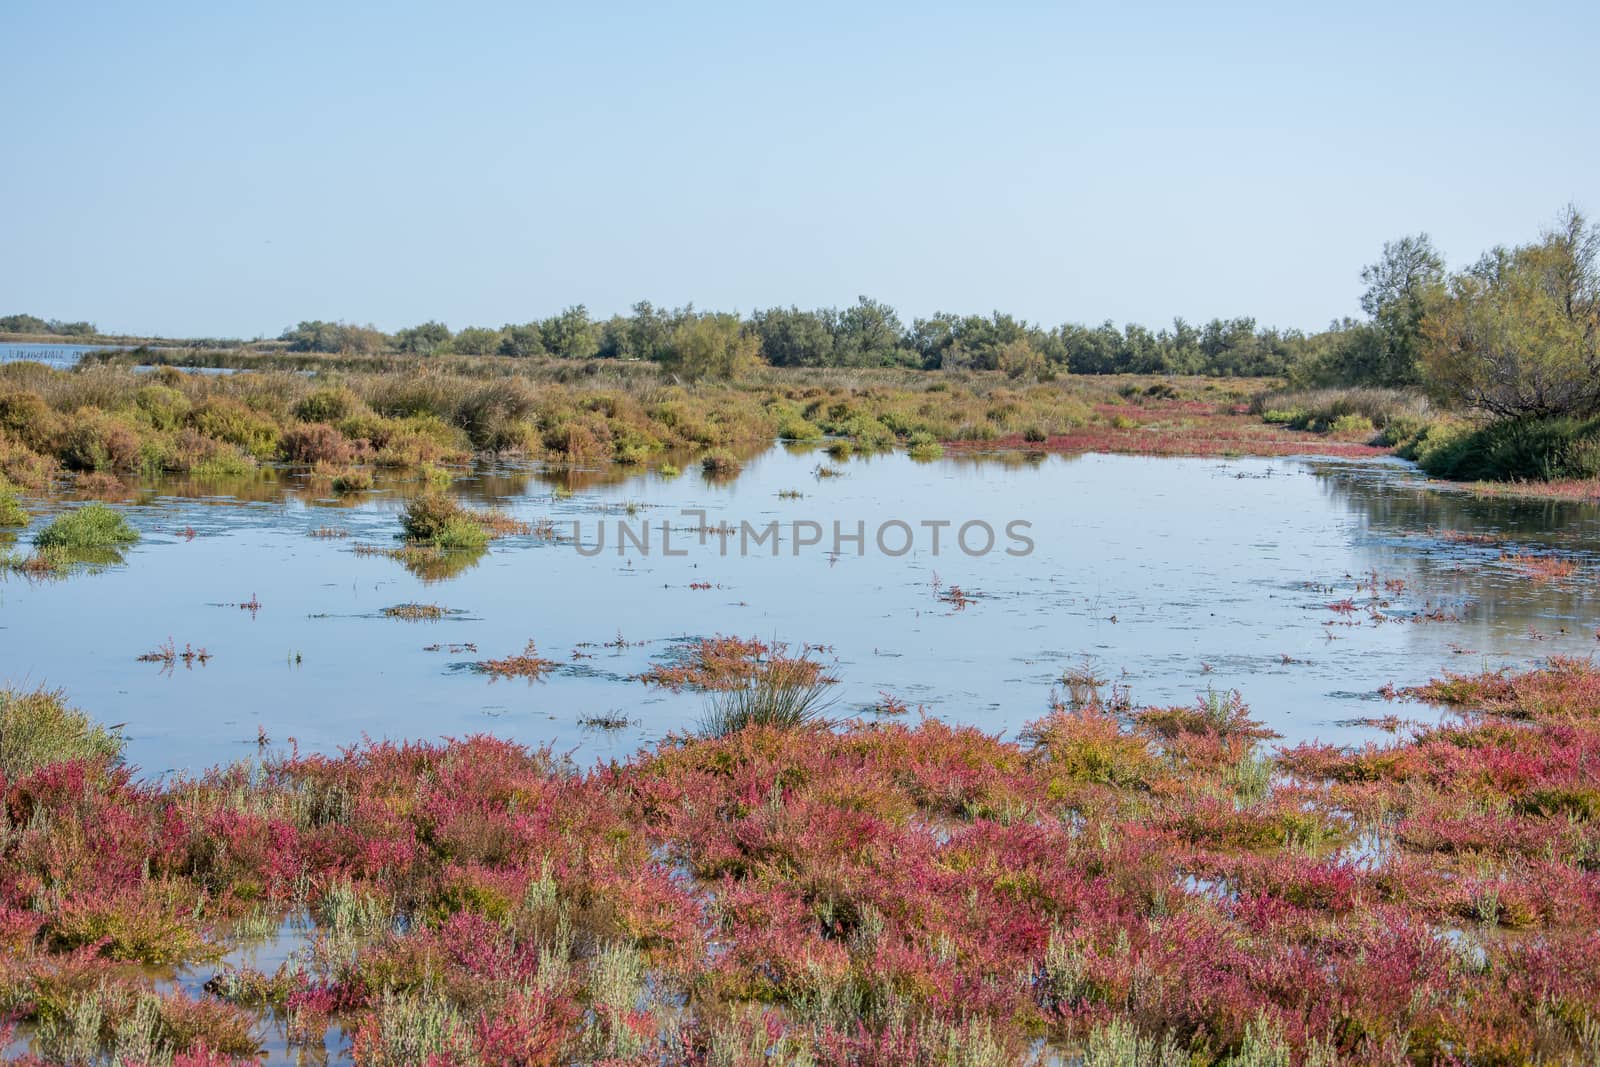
[3,0,1596,339]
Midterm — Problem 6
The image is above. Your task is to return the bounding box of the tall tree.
[1423,207,1600,418]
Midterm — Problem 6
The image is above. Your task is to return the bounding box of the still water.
[0,341,122,369]
[2,446,1597,776]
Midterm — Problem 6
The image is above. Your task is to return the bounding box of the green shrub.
[33,503,140,550]
[0,388,60,451]
[0,478,24,526]
[190,398,280,459]
[907,431,944,461]
[1414,416,1600,482]
[0,688,123,779]
[400,494,489,549]
[1330,414,1375,434]
[295,386,361,424]
[777,414,823,441]
[134,384,191,431]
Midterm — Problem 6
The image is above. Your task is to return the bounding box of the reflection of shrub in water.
[354,541,487,583]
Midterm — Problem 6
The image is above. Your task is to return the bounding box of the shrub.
[1330,413,1375,434]
[295,386,362,424]
[906,431,944,461]
[60,407,145,472]
[0,687,122,778]
[701,450,741,477]
[400,494,490,549]
[0,435,59,491]
[280,422,357,465]
[33,503,140,550]
[0,387,60,450]
[331,467,374,494]
[777,414,823,441]
[1414,416,1600,482]
[0,478,24,526]
[190,398,280,459]
[134,384,191,431]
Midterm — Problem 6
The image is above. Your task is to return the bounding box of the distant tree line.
[0,314,97,338]
[276,299,1342,380]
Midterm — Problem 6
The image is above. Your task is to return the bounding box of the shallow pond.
[3,446,1598,776]
[0,341,123,369]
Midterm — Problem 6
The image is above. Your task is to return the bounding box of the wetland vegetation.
[1,212,1598,1066]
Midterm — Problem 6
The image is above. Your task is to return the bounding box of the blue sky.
[3,1,1596,338]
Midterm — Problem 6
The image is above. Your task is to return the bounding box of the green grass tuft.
[32,502,140,550]
[698,666,836,738]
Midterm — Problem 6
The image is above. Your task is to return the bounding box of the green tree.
[394,321,452,355]
[833,296,909,366]
[1423,207,1600,418]
[497,323,546,358]
[451,326,503,356]
[751,306,835,367]
[659,313,763,381]
[539,305,599,360]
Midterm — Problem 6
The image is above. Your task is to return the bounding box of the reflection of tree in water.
[1312,461,1598,547]
[1311,461,1600,644]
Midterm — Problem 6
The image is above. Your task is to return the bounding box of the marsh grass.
[697,663,838,737]
[32,502,139,550]
[0,687,122,778]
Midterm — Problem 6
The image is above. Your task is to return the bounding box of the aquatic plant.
[638,635,832,691]
[328,466,374,494]
[137,639,212,669]
[1499,551,1579,582]
[381,602,447,620]
[697,662,838,737]
[32,503,139,550]
[477,639,558,679]
[701,450,742,477]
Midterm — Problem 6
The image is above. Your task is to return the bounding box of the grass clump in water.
[399,493,490,550]
[700,450,742,477]
[0,687,123,779]
[382,602,448,620]
[330,466,375,494]
[32,502,139,550]
[698,663,837,738]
